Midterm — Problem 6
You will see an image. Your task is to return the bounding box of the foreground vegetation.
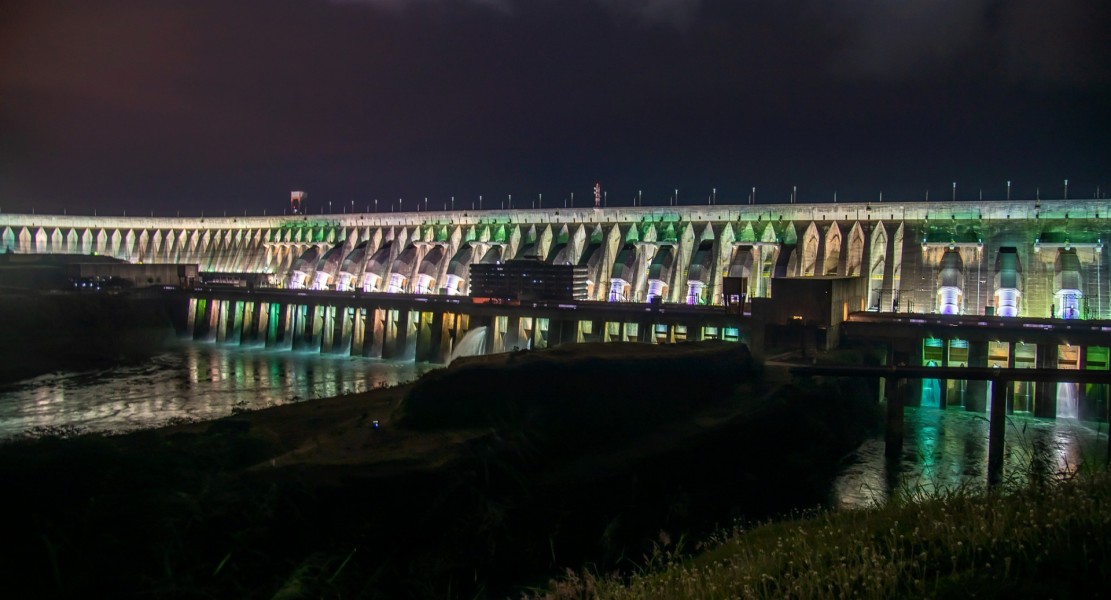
[539,469,1111,599]
[3,342,883,598]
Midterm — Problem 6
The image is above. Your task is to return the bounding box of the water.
[3,348,1107,513]
[0,342,439,441]
[832,406,1108,509]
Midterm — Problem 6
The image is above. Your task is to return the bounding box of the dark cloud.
[822,0,1110,86]
[0,0,1106,214]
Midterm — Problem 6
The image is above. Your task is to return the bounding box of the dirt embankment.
[2,341,881,599]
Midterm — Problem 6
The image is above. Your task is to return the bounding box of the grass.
[535,466,1111,599]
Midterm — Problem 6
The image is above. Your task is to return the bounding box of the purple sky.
[2,0,1108,215]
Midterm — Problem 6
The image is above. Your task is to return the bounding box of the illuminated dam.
[1,199,1108,420]
[2,198,1107,318]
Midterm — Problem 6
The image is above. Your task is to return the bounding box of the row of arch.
[279,220,906,306]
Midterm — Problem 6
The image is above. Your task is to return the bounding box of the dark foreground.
[3,342,879,598]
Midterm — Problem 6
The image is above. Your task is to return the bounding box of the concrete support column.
[1034,343,1058,418]
[506,316,522,351]
[338,307,354,355]
[939,339,950,409]
[193,298,213,341]
[382,309,400,359]
[884,376,906,459]
[988,376,1008,487]
[415,311,445,362]
[434,312,452,363]
[320,306,335,353]
[364,308,384,358]
[278,303,293,348]
[215,300,228,343]
[966,341,989,412]
[230,301,244,345]
[240,301,256,345]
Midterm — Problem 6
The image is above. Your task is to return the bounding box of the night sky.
[2,0,1108,216]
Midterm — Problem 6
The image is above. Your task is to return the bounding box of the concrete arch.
[287,246,322,289]
[823,222,843,276]
[867,222,888,310]
[414,245,447,294]
[801,222,821,276]
[845,222,865,276]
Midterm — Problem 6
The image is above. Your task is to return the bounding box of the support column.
[988,376,1008,487]
[338,307,354,355]
[193,298,213,341]
[966,341,989,412]
[1034,343,1057,418]
[884,376,905,459]
[231,301,245,345]
[938,338,950,409]
[506,316,522,351]
[240,301,256,345]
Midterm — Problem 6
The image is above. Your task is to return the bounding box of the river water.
[0,342,437,441]
[1,344,1106,510]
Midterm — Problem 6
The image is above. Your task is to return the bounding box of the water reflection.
[0,343,438,441]
[832,406,1107,509]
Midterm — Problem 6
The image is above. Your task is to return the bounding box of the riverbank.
[539,468,1111,599]
[3,341,880,598]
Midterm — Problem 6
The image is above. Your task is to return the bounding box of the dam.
[2,198,1106,319]
[2,198,1108,421]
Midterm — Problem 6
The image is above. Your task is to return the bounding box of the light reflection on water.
[832,407,1108,509]
[0,342,439,441]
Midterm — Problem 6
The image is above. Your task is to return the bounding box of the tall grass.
[537,467,1111,599]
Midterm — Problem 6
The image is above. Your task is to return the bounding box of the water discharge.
[449,326,488,363]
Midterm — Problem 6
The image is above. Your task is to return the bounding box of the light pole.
[451,196,455,210]
[1064,179,1069,199]
[374,198,378,212]
[952,182,956,202]
[1006,180,1011,201]
[751,187,755,205]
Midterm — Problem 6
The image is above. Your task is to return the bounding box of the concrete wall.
[2,198,1107,315]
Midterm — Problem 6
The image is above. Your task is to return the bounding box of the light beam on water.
[0,343,438,441]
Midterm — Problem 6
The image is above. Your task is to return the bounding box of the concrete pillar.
[240,301,256,345]
[232,301,245,345]
[1034,343,1057,418]
[938,338,950,409]
[415,311,443,362]
[193,298,213,341]
[966,341,989,412]
[884,376,906,459]
[280,304,294,349]
[215,300,228,343]
[506,316,522,351]
[382,309,400,359]
[338,306,354,355]
[988,376,1008,487]
[320,306,335,353]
